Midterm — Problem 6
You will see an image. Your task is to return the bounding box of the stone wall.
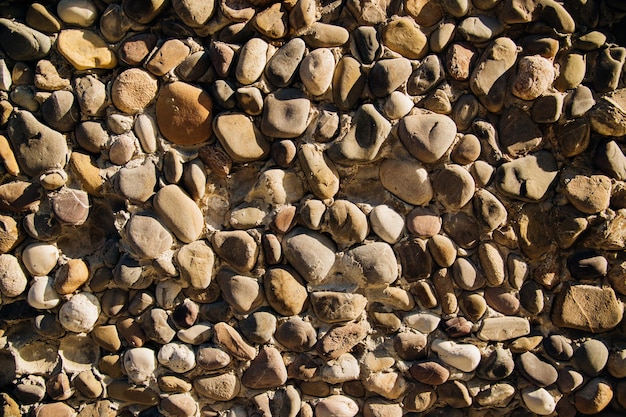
[1,0,626,416]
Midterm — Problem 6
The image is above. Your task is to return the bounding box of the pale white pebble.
[369,204,405,244]
[403,312,441,334]
[315,395,359,417]
[321,353,361,384]
[124,347,157,385]
[0,58,11,91]
[27,276,61,309]
[58,292,101,332]
[300,48,335,96]
[134,113,159,153]
[0,254,27,297]
[177,324,212,345]
[158,342,196,373]
[383,91,414,120]
[236,38,269,85]
[57,0,98,27]
[22,242,59,276]
[431,339,481,372]
[522,387,557,415]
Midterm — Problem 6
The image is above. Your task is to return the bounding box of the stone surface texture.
[0,1,624,416]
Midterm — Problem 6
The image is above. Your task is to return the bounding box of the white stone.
[57,0,98,27]
[236,38,269,85]
[321,353,361,383]
[369,205,405,244]
[58,292,101,332]
[431,339,481,372]
[0,58,11,91]
[383,91,414,120]
[300,48,335,96]
[27,276,61,309]
[134,113,159,153]
[158,342,196,373]
[315,395,359,417]
[22,242,59,276]
[403,312,441,333]
[522,387,557,415]
[124,347,157,385]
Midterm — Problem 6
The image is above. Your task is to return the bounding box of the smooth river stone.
[432,164,475,211]
[470,37,518,103]
[156,82,213,145]
[478,315,527,342]
[264,267,308,316]
[300,48,335,96]
[495,151,558,201]
[379,158,433,206]
[125,214,172,259]
[261,89,311,138]
[0,254,27,297]
[236,38,268,85]
[177,240,214,289]
[398,113,457,163]
[431,339,481,372]
[333,56,366,111]
[328,104,391,164]
[342,241,398,286]
[194,374,240,401]
[214,112,270,162]
[153,185,204,243]
[283,227,337,284]
[0,18,51,61]
[369,205,404,244]
[265,38,306,87]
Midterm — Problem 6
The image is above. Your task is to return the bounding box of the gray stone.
[265,38,306,88]
[0,18,51,61]
[398,113,457,163]
[283,227,336,284]
[261,89,311,139]
[495,151,558,202]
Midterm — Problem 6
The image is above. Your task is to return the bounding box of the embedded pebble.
[0,2,625,416]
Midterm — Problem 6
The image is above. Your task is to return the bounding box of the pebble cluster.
[1,0,626,416]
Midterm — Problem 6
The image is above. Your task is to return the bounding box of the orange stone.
[156,81,213,145]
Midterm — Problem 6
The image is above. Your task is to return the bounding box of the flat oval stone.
[431,339,481,372]
[477,317,530,341]
[300,48,335,96]
[0,18,51,61]
[283,227,336,284]
[452,257,485,290]
[380,158,433,206]
[0,254,27,297]
[265,38,306,88]
[315,395,359,417]
[177,240,214,289]
[342,241,398,286]
[261,89,311,139]
[410,361,450,385]
[217,270,262,314]
[323,199,368,248]
[370,205,404,244]
[125,213,172,260]
[369,58,412,98]
[275,316,317,352]
[458,15,503,43]
[236,38,268,85]
[214,112,270,162]
[212,230,258,273]
[333,56,366,111]
[54,258,89,295]
[432,165,475,211]
[399,113,457,164]
[470,37,518,101]
[518,351,558,387]
[301,22,349,48]
[575,340,609,377]
[153,185,204,243]
[156,82,213,145]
